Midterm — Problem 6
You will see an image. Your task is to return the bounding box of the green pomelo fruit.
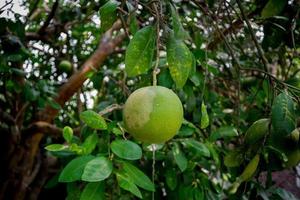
[123,86,183,144]
[58,60,72,73]
[244,118,270,145]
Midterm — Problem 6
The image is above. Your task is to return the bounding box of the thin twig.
[194,1,242,127]
[0,0,13,13]
[117,8,130,38]
[236,0,272,90]
[152,2,161,86]
[241,67,300,93]
[99,104,124,116]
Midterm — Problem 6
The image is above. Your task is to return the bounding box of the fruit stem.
[152,2,161,86]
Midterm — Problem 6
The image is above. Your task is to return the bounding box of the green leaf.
[59,155,94,182]
[172,143,187,172]
[111,140,142,160]
[66,183,81,200]
[170,4,189,40]
[99,0,119,33]
[244,119,270,145]
[261,0,287,19]
[271,92,296,138]
[116,172,143,199]
[275,188,298,200]
[167,32,193,88]
[181,139,210,157]
[178,125,195,136]
[82,157,113,182]
[240,154,260,181]
[122,161,155,192]
[165,169,177,190]
[63,126,73,143]
[205,142,220,167]
[80,182,105,200]
[224,150,244,168]
[45,144,67,152]
[265,145,288,162]
[125,26,156,77]
[82,132,98,154]
[112,127,123,136]
[69,143,85,155]
[200,102,209,129]
[80,110,107,130]
[210,126,239,141]
[129,14,139,35]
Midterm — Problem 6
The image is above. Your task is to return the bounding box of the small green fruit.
[123,86,183,144]
[58,60,72,73]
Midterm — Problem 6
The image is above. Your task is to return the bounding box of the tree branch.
[39,21,125,122]
[38,0,59,34]
[205,5,257,50]
[23,121,62,137]
[236,0,269,75]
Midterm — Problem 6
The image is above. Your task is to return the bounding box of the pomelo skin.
[123,86,183,144]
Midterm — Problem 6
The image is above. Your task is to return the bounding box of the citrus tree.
[0,0,300,199]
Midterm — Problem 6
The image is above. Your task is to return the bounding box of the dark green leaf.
[165,169,177,190]
[122,161,155,191]
[116,172,143,199]
[210,126,238,141]
[172,143,187,172]
[178,125,195,136]
[170,4,189,40]
[181,139,210,157]
[80,110,107,130]
[99,0,119,32]
[111,140,142,160]
[82,157,113,182]
[82,132,98,154]
[261,0,287,19]
[275,188,298,200]
[66,183,81,200]
[129,14,139,35]
[271,92,296,137]
[167,32,193,88]
[59,155,94,182]
[80,182,105,200]
[224,150,244,168]
[125,26,156,77]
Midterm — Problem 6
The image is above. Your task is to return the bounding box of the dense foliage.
[0,0,300,199]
